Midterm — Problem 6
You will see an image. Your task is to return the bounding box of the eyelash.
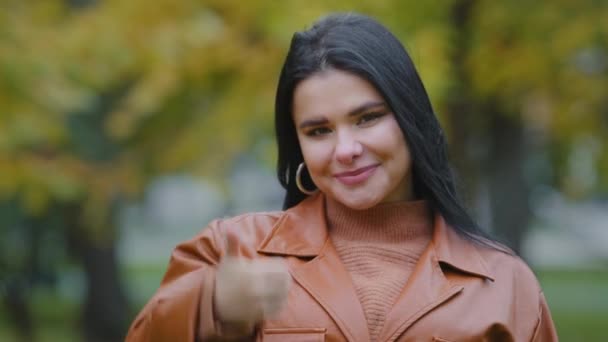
[357,111,385,125]
[305,127,332,137]
[304,111,387,137]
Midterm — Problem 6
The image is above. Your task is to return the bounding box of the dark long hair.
[275,13,497,247]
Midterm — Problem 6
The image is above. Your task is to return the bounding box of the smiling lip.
[334,164,379,186]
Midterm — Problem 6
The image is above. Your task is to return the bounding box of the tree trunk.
[65,204,130,342]
[486,113,531,254]
[1,200,35,342]
[80,235,129,341]
[447,0,532,252]
[446,0,484,209]
[3,282,33,342]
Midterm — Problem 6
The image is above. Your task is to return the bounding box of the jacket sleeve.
[530,291,558,342]
[125,219,241,341]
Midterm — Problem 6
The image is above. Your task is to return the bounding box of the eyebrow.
[297,101,387,130]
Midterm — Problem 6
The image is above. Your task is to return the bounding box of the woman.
[127,13,557,341]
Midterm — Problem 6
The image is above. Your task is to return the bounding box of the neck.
[325,196,432,243]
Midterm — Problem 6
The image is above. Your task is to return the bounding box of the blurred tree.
[441,0,608,251]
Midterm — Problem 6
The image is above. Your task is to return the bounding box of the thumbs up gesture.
[214,256,292,327]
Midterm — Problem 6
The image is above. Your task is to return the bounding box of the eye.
[357,111,386,126]
[305,127,332,137]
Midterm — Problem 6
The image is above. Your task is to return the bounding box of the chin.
[331,192,382,210]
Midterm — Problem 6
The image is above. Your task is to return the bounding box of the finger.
[263,275,290,301]
[223,230,240,259]
[217,256,244,278]
[249,269,268,297]
[260,295,288,317]
[252,274,290,315]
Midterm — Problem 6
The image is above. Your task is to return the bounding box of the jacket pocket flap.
[262,328,326,342]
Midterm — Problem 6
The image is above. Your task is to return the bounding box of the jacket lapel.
[258,194,369,341]
[377,240,463,341]
[378,215,495,341]
[289,240,370,341]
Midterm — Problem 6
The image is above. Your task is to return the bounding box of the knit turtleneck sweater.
[326,198,433,342]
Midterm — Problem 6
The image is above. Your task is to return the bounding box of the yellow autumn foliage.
[0,0,605,236]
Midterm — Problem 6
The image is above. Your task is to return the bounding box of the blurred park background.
[0,0,607,341]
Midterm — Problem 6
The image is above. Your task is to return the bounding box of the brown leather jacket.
[126,193,558,341]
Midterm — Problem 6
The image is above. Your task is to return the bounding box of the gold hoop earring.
[296,162,317,195]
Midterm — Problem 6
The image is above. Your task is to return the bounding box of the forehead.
[292,69,385,121]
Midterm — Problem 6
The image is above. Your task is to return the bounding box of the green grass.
[1,267,606,341]
[124,263,166,309]
[537,268,608,341]
[0,287,80,342]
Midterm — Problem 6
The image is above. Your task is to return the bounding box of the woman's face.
[292,69,414,210]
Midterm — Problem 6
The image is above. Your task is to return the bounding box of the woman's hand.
[214,257,291,328]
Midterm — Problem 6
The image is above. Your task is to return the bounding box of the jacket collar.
[257,193,494,281]
[257,192,328,257]
[431,215,495,281]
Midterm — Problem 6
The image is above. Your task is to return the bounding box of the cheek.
[392,139,412,178]
[381,125,411,173]
[371,121,409,159]
[298,139,331,177]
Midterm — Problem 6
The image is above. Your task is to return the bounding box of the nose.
[335,130,363,165]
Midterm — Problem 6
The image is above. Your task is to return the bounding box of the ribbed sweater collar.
[325,197,433,243]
